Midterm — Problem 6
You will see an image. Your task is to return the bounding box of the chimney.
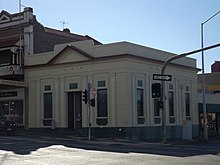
[23,7,33,21]
[211,61,220,72]
[63,28,70,33]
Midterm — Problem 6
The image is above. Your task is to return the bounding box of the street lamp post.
[201,11,220,141]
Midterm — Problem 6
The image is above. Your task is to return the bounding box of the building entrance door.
[68,92,82,131]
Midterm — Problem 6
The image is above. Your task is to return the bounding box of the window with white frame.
[137,80,144,117]
[137,80,145,124]
[168,84,174,117]
[43,85,52,126]
[153,98,161,124]
[168,83,175,124]
[96,80,108,125]
[69,83,78,90]
[153,81,161,124]
[97,88,108,117]
[185,85,190,117]
[154,98,160,116]
[44,93,52,118]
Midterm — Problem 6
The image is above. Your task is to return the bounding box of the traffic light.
[82,89,88,104]
[152,83,161,98]
[90,98,95,107]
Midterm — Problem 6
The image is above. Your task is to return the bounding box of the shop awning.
[198,103,220,113]
[0,79,28,88]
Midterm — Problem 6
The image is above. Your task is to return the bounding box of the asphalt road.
[0,135,219,165]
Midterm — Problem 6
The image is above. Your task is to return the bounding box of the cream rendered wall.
[26,59,128,128]
[26,40,198,131]
[115,72,133,127]
[163,70,198,127]
[27,59,198,130]
[120,59,198,129]
[28,80,36,128]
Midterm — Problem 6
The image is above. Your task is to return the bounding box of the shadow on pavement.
[0,129,219,157]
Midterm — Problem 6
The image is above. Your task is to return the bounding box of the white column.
[35,80,41,127]
[28,80,36,128]
[109,73,117,127]
[54,78,60,128]
[131,73,136,126]
[59,78,67,128]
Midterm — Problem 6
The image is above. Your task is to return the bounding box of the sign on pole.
[153,74,172,81]
[91,87,97,97]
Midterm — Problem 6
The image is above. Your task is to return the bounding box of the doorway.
[68,91,82,131]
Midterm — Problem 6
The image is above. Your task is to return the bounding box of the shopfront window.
[0,100,23,125]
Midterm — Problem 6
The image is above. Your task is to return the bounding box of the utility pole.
[201,10,220,141]
[86,79,91,141]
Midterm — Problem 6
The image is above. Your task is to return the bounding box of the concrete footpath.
[15,128,220,148]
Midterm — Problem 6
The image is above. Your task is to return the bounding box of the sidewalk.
[15,128,220,147]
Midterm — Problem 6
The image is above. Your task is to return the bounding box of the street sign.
[153,74,172,81]
[0,79,28,88]
[91,87,97,97]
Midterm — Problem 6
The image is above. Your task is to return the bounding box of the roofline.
[44,27,84,37]
[85,35,102,45]
[47,44,94,64]
[25,53,199,72]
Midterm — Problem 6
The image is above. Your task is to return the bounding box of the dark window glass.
[154,99,160,116]
[137,88,144,116]
[0,100,23,125]
[185,93,190,116]
[97,89,107,117]
[137,80,143,87]
[44,85,51,91]
[169,84,173,90]
[186,86,189,92]
[169,91,174,116]
[44,93,52,118]
[69,83,78,89]
[98,81,105,87]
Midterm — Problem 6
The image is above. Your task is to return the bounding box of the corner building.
[26,39,199,140]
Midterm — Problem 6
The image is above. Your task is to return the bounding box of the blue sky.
[1,0,220,73]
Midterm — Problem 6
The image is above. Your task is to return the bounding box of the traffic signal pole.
[87,81,91,141]
[83,79,96,141]
[160,42,220,143]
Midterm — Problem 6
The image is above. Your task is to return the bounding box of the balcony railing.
[0,64,24,77]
